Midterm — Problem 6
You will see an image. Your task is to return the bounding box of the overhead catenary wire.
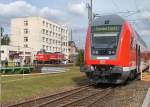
[111,0,121,12]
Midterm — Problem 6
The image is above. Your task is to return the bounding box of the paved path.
[142,86,150,107]
[41,67,69,73]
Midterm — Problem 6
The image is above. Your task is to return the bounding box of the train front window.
[92,32,119,49]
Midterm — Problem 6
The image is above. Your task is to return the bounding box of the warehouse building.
[0,45,33,66]
[10,16,69,59]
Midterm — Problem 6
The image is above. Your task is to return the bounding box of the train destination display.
[92,25,121,32]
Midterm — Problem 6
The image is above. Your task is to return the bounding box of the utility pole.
[70,29,73,41]
[0,27,4,67]
[87,0,93,25]
[61,28,63,53]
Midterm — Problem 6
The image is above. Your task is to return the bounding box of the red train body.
[81,14,150,84]
[35,51,64,64]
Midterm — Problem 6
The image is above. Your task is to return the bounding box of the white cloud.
[136,10,150,20]
[68,2,86,16]
[140,30,150,36]
[0,1,64,23]
[0,1,36,17]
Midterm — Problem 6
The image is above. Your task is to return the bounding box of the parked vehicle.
[34,50,64,64]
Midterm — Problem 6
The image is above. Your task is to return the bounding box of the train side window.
[131,36,134,48]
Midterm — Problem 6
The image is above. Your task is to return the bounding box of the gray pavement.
[142,86,150,107]
[41,67,69,73]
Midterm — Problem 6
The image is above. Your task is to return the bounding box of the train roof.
[135,31,147,48]
[92,14,124,26]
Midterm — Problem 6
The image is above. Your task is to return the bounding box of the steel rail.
[59,88,112,107]
[36,86,91,107]
[37,87,111,107]
[8,85,89,107]
[86,88,112,107]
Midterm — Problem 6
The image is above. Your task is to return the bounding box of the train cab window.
[91,25,121,55]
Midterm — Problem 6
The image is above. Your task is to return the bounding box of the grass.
[1,66,86,103]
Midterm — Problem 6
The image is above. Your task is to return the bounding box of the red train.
[81,14,150,84]
[34,50,64,64]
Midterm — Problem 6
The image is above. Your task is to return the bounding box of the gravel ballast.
[93,81,150,107]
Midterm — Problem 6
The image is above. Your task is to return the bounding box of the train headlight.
[92,50,96,54]
[112,51,115,54]
[108,50,112,55]
[108,50,115,55]
[95,50,98,54]
[90,66,94,71]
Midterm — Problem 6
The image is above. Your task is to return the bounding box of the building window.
[42,37,45,42]
[25,52,31,54]
[46,46,48,50]
[46,30,48,35]
[55,26,56,31]
[43,45,45,49]
[46,38,48,43]
[24,20,28,26]
[49,31,51,36]
[46,22,48,27]
[24,29,29,34]
[42,29,45,34]
[56,40,57,45]
[24,44,28,47]
[24,37,28,42]
[53,26,55,31]
[43,21,45,26]
[49,39,51,44]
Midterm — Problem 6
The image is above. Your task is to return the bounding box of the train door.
[136,45,141,73]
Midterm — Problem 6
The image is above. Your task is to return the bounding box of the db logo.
[100,60,106,64]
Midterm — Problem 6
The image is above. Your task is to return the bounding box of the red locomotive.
[34,50,64,64]
[81,14,150,84]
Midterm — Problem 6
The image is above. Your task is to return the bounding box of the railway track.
[8,85,89,107]
[36,87,112,107]
[8,85,114,107]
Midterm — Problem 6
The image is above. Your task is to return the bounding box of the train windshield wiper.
[106,41,116,49]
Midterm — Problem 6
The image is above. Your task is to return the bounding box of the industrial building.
[0,45,33,66]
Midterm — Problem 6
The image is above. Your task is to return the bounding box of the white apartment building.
[10,16,69,59]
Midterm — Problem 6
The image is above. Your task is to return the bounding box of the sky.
[0,0,150,48]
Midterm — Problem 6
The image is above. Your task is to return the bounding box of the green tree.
[76,49,84,66]
[1,35,10,45]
